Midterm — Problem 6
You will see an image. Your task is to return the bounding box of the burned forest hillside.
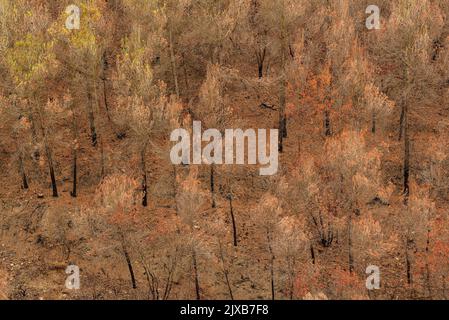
[0,0,448,300]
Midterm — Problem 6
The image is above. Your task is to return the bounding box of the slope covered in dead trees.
[0,0,448,300]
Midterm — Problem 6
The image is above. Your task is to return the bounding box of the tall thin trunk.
[425,228,432,298]
[405,238,413,286]
[173,165,178,214]
[372,112,376,134]
[219,241,234,300]
[182,54,190,94]
[348,215,354,274]
[211,165,216,209]
[278,77,286,152]
[288,261,295,300]
[37,103,58,198]
[141,145,148,207]
[141,262,155,300]
[324,110,331,137]
[87,83,98,147]
[101,52,113,124]
[403,104,410,204]
[71,152,77,197]
[18,154,29,189]
[192,249,201,300]
[310,244,315,265]
[267,232,275,300]
[277,3,288,152]
[256,47,266,79]
[229,196,238,246]
[121,233,137,289]
[168,26,180,98]
[45,141,58,197]
[69,100,78,197]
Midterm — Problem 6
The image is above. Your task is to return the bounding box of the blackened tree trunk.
[324,110,331,137]
[278,78,286,153]
[18,154,29,189]
[228,195,238,246]
[173,165,178,214]
[425,228,432,298]
[44,142,58,197]
[86,83,98,147]
[211,165,216,208]
[282,117,287,138]
[278,7,288,152]
[256,47,266,79]
[310,244,315,265]
[405,237,413,286]
[219,241,234,300]
[372,112,376,134]
[69,100,78,197]
[101,52,113,125]
[403,104,410,204]
[267,232,275,300]
[37,103,58,198]
[348,215,354,274]
[71,153,77,197]
[141,145,148,207]
[192,249,201,300]
[121,233,137,289]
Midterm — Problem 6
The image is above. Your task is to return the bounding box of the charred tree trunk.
[278,76,287,153]
[192,249,201,300]
[324,110,331,137]
[101,52,113,124]
[18,154,29,189]
[37,104,58,198]
[211,165,216,209]
[71,152,77,197]
[173,165,178,214]
[403,104,410,204]
[141,262,156,300]
[69,100,78,197]
[256,47,266,79]
[425,228,432,298]
[86,83,98,147]
[278,8,288,146]
[228,195,238,246]
[219,241,234,300]
[45,140,58,197]
[267,232,275,300]
[182,54,190,94]
[121,233,136,289]
[141,145,148,207]
[348,215,354,274]
[405,237,413,287]
[310,244,315,265]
